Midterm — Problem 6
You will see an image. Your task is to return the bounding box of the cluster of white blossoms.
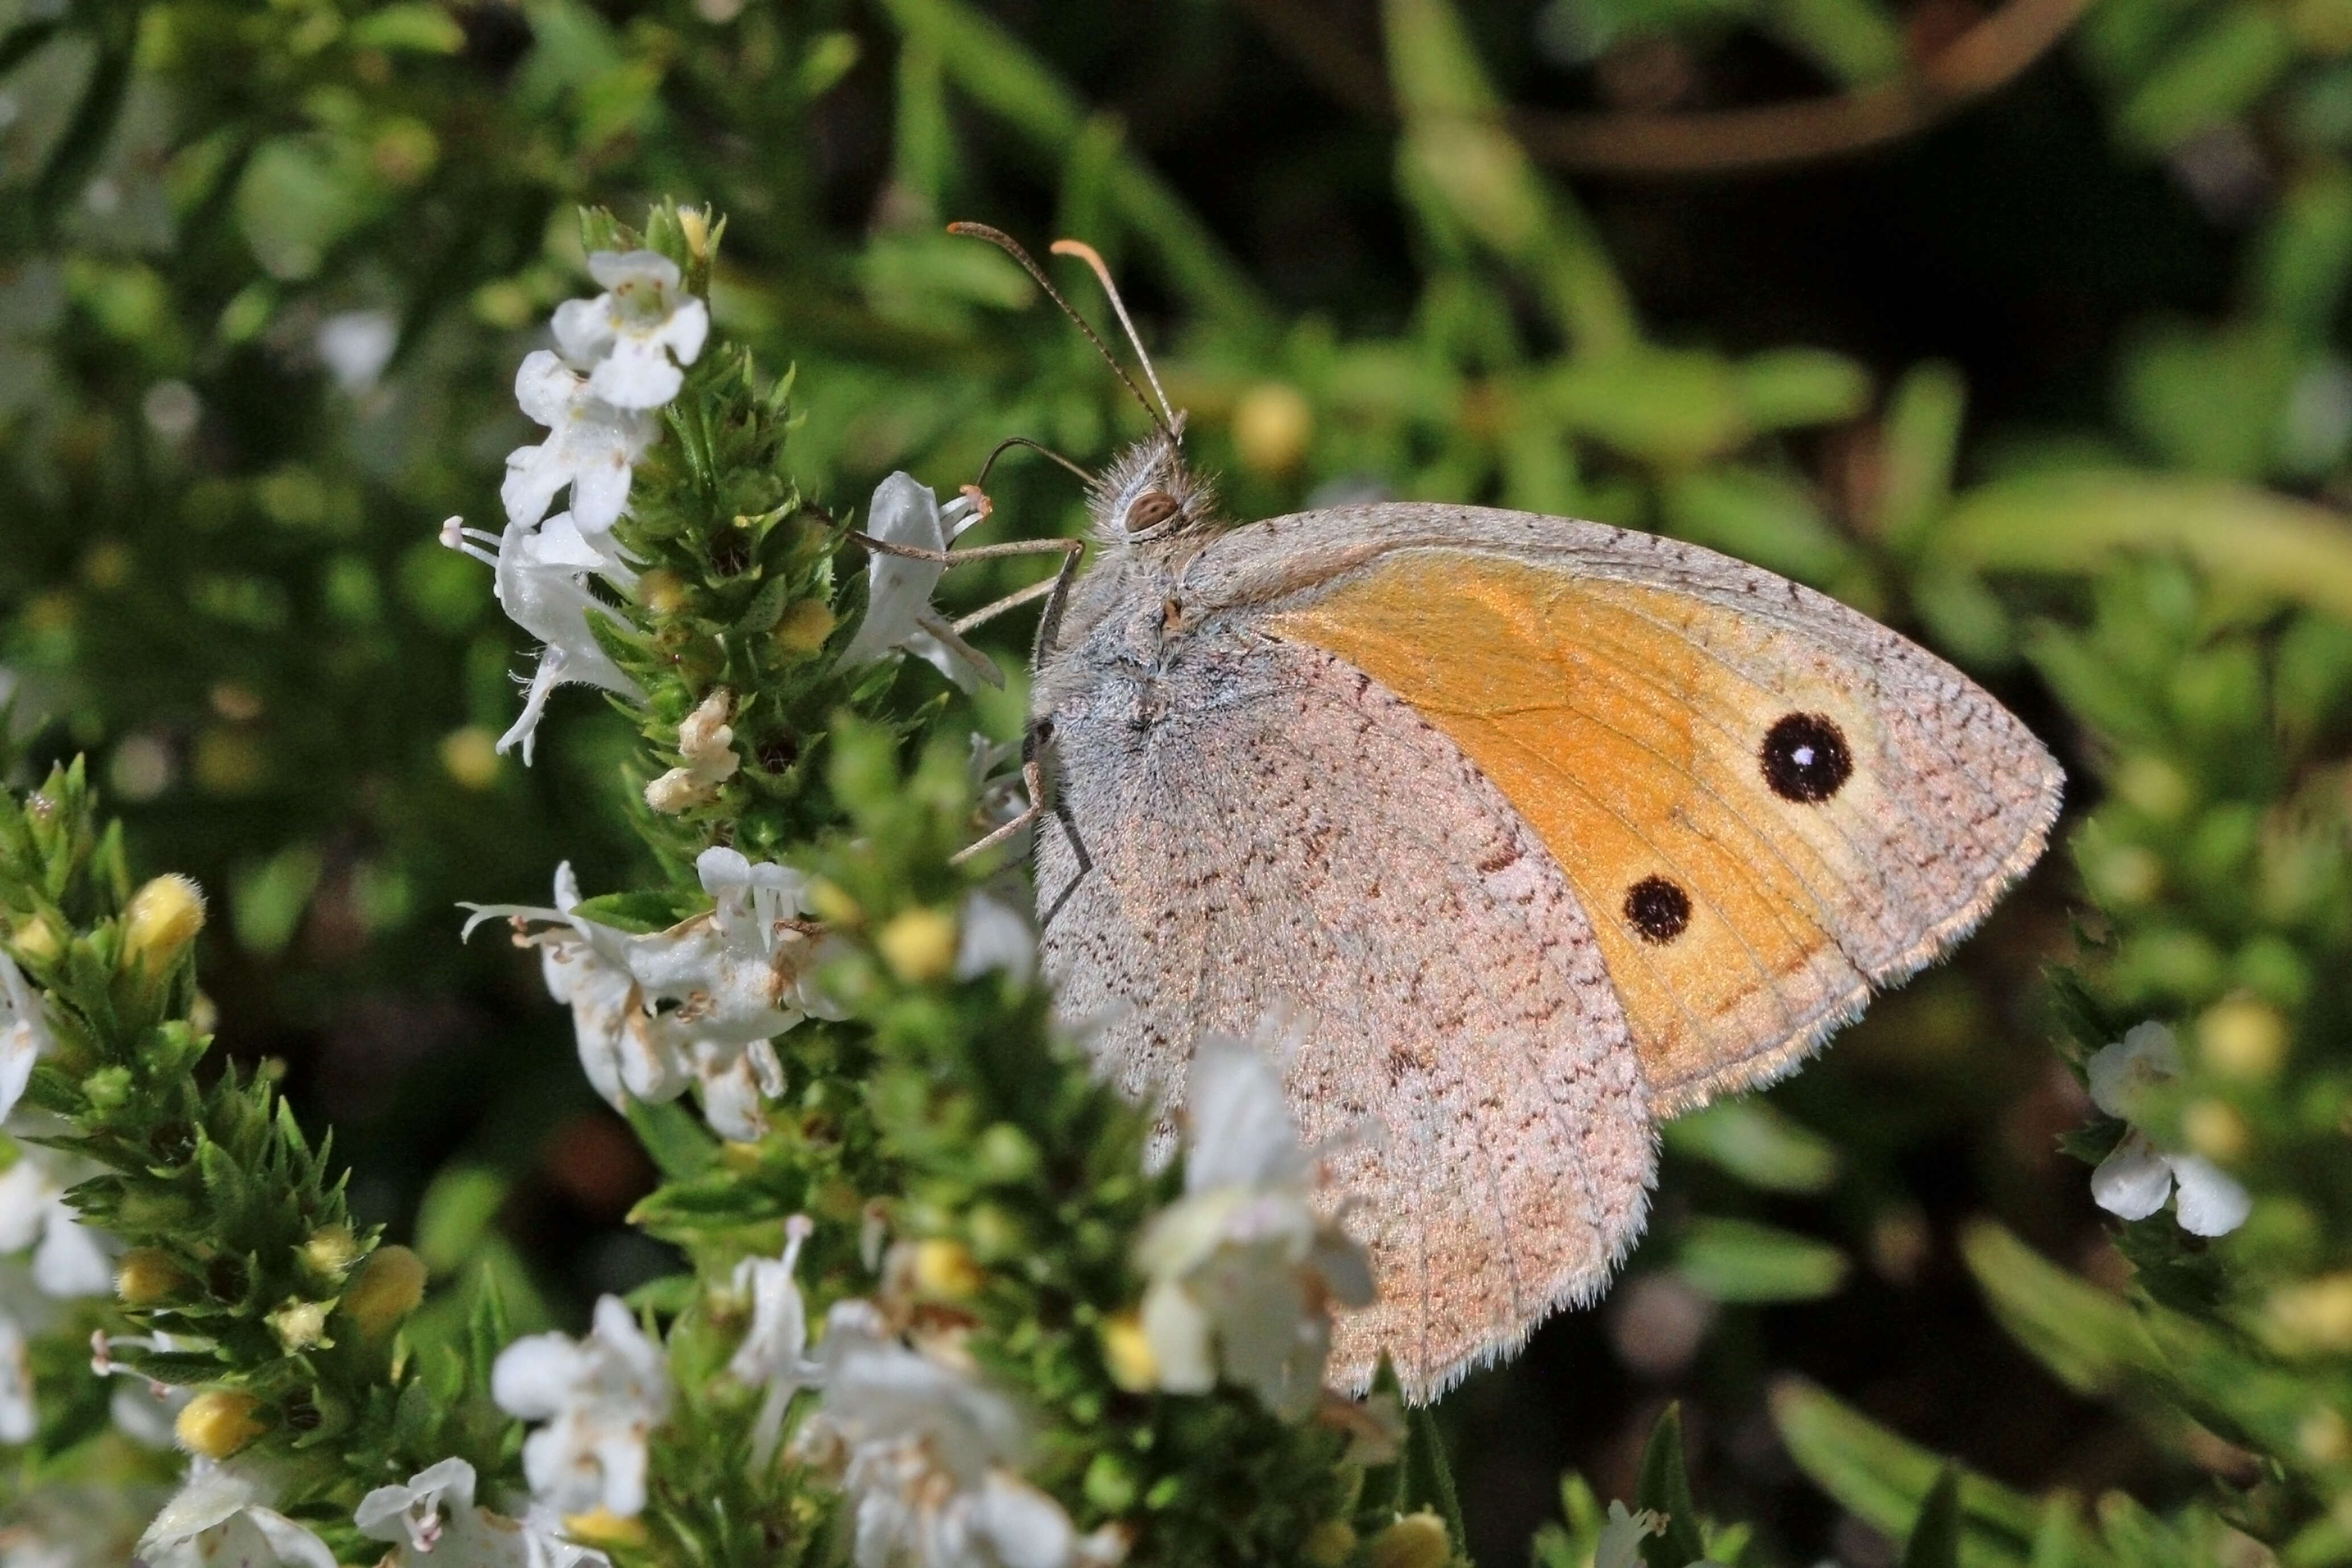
[444,249,709,763]
[135,1455,606,1568]
[1128,1030,1375,1420]
[0,953,114,1446]
[492,1296,672,1521]
[2086,1021,2251,1237]
[464,845,844,1142]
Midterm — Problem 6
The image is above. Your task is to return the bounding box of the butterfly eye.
[1126,490,1182,534]
[1761,712,1854,803]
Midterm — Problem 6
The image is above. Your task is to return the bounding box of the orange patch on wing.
[1269,552,1881,1101]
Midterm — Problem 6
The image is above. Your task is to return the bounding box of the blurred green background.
[13,0,2352,1560]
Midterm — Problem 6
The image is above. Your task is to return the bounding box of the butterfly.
[952,227,2063,1405]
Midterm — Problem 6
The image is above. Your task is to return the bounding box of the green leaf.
[1674,1216,1848,1302]
[346,5,467,52]
[626,1099,720,1181]
[1634,1404,1709,1568]
[1768,1377,2071,1565]
[414,1165,509,1277]
[1662,1099,1839,1194]
[1934,469,2352,624]
[1901,1470,1964,1568]
[1878,362,1967,552]
[571,888,698,935]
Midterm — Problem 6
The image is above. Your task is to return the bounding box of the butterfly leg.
[948,724,1055,868]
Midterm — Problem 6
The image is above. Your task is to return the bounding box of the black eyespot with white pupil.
[1126,490,1181,533]
[1624,876,1691,944]
[1761,712,1852,803]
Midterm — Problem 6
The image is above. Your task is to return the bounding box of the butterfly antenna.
[947,221,1174,440]
[1049,238,1177,432]
[977,435,1096,490]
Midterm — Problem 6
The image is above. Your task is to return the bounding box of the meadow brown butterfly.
[964,229,2064,1404]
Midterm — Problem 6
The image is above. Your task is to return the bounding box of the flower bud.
[1232,382,1313,476]
[1304,1521,1359,1567]
[269,1298,332,1352]
[771,598,837,658]
[806,878,860,927]
[563,1508,648,1547]
[175,1390,267,1458]
[115,1248,190,1306]
[122,874,205,971]
[10,914,61,965]
[911,1239,984,1301]
[2182,1099,2249,1161]
[341,1244,427,1340]
[877,908,956,984]
[1100,1309,1157,1392]
[638,568,690,615]
[678,207,711,263]
[299,1224,361,1286]
[2200,996,2289,1080]
[1368,1513,1451,1568]
[2268,1273,2352,1354]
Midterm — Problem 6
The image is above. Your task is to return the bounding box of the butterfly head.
[1091,417,1220,544]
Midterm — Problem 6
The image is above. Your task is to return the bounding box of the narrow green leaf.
[1901,1470,1964,1568]
[1635,1404,1710,1568]
[1675,1216,1849,1302]
[626,1099,721,1180]
[1662,1099,1841,1194]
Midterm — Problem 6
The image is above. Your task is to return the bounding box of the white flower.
[135,1463,337,1568]
[492,1296,671,1518]
[729,1214,821,1467]
[1594,1501,1664,1568]
[0,952,53,1127]
[464,851,840,1140]
[501,352,658,540]
[441,514,644,764]
[0,1310,31,1445]
[315,310,398,395]
[1132,1031,1374,1420]
[837,473,991,684]
[550,250,709,411]
[952,890,1035,985]
[798,1305,1120,1568]
[643,688,740,814]
[355,1456,610,1568]
[2086,1022,2252,1238]
[0,1137,111,1299]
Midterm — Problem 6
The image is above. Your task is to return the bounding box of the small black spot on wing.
[1624,875,1691,944]
[1762,712,1852,803]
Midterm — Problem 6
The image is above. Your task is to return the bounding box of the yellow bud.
[2269,1273,2352,1354]
[1304,1521,1359,1568]
[439,727,503,791]
[678,207,711,262]
[299,1224,361,1285]
[911,1239,984,1301]
[341,1245,427,1340]
[771,598,837,658]
[2200,996,2289,1080]
[1232,382,1314,476]
[175,1390,267,1458]
[2114,756,2194,822]
[563,1508,649,1547]
[2301,1406,2352,1464]
[1100,1309,1158,1393]
[877,908,957,984]
[122,874,205,970]
[806,878,861,927]
[10,914,61,965]
[115,1248,189,1306]
[2182,1099,2249,1162]
[269,1298,331,1352]
[1368,1512,1451,1568]
[639,568,690,615]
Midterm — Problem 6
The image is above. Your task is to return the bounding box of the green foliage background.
[10,0,2352,1562]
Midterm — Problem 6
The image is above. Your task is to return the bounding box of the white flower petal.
[2089,1131,2175,1221]
[2086,1021,2180,1119]
[2170,1154,2252,1236]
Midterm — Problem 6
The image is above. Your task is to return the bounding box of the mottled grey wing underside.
[1035,633,1654,1401]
